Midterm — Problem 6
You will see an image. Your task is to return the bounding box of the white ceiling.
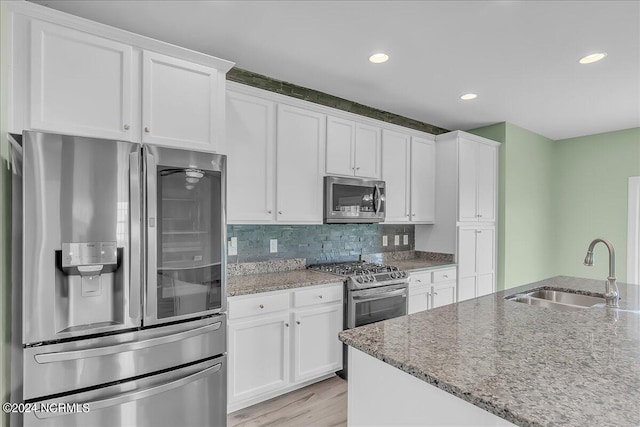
[31,0,640,140]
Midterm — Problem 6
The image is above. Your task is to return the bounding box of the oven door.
[348,283,408,329]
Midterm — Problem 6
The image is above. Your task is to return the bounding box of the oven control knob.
[369,275,375,282]
[356,277,363,283]
[391,272,398,279]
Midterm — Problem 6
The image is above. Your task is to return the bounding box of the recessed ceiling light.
[579,53,607,64]
[369,53,389,64]
[460,93,477,100]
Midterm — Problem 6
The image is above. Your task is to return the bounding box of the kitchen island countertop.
[339,275,640,427]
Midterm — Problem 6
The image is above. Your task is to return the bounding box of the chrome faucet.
[583,238,619,307]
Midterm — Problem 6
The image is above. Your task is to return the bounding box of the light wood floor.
[228,376,347,427]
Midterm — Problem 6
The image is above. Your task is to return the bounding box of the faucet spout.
[583,238,619,307]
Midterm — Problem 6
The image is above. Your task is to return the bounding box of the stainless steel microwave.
[324,176,385,223]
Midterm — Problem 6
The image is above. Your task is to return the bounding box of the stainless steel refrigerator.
[12,131,227,426]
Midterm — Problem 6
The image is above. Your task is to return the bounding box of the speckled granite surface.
[227,269,342,296]
[339,276,640,427]
[362,251,456,272]
[390,259,456,272]
[227,258,306,277]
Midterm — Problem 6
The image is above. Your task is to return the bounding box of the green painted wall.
[553,127,640,283]
[470,123,640,290]
[469,123,556,290]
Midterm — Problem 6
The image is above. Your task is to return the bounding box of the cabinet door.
[457,277,477,302]
[457,228,477,279]
[142,51,220,151]
[476,227,496,296]
[228,313,290,403]
[354,123,382,179]
[226,92,275,223]
[410,137,436,222]
[30,20,133,140]
[458,138,478,222]
[276,104,326,223]
[382,129,411,222]
[326,116,355,177]
[408,288,430,314]
[432,282,457,308]
[476,143,497,222]
[293,304,343,382]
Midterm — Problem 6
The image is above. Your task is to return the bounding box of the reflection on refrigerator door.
[23,356,226,427]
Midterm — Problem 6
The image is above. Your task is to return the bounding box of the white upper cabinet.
[354,123,382,179]
[142,51,223,152]
[382,129,411,222]
[326,116,381,179]
[458,136,498,223]
[276,104,326,223]
[9,3,234,146]
[226,91,275,223]
[410,136,436,223]
[30,20,134,140]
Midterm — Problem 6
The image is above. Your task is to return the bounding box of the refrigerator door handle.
[145,150,158,319]
[34,321,222,364]
[34,362,222,419]
[129,150,142,319]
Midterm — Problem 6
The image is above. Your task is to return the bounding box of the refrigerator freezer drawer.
[23,355,226,427]
[23,316,225,400]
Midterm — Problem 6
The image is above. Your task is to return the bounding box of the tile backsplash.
[227,224,414,264]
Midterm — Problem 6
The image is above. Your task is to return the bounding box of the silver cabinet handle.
[412,213,416,216]
[34,322,222,364]
[443,275,448,278]
[296,320,301,325]
[267,210,272,214]
[318,295,323,299]
[144,127,150,133]
[259,304,264,309]
[416,279,422,283]
[285,323,289,327]
[124,124,130,130]
[356,167,360,170]
[278,211,283,215]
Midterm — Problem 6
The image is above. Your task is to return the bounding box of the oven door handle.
[352,288,407,302]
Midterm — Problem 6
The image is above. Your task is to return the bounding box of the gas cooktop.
[308,261,408,289]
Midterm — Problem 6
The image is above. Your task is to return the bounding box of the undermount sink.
[506,288,606,312]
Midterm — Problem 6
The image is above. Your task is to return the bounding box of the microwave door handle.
[129,150,141,319]
[374,184,381,214]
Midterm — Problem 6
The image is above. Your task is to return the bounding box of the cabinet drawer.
[432,269,456,283]
[228,293,290,320]
[410,272,432,286]
[294,285,343,308]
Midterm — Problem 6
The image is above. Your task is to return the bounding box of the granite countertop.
[227,269,342,297]
[389,259,456,272]
[339,276,640,427]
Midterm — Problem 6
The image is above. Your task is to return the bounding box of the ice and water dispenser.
[55,242,123,333]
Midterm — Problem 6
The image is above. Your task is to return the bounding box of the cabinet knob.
[285,323,289,327]
[443,275,448,278]
[433,292,439,296]
[412,213,416,216]
[356,167,360,170]
[123,124,130,130]
[318,295,323,299]
[478,214,483,218]
[278,211,283,215]
[267,210,272,214]
[259,304,264,309]
[416,279,421,283]
[296,321,301,325]
[144,127,150,133]
[476,230,483,234]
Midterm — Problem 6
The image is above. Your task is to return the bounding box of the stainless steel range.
[308,260,409,378]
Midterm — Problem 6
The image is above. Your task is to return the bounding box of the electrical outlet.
[403,234,409,245]
[382,235,388,246]
[228,237,238,256]
[270,239,278,253]
[394,235,400,246]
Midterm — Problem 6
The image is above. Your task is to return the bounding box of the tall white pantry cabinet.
[415,131,500,302]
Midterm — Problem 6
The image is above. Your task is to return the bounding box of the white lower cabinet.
[408,267,457,314]
[227,283,343,412]
[457,226,496,302]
